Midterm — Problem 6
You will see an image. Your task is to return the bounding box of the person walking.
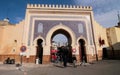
[62,46,68,67]
[80,56,86,66]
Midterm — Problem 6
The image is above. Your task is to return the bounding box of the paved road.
[0,60,120,75]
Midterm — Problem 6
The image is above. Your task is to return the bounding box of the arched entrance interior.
[36,39,43,64]
[78,39,87,62]
[51,29,73,63]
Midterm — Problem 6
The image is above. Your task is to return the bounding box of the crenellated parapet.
[27,4,92,10]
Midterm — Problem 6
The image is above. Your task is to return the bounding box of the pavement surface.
[0,60,120,75]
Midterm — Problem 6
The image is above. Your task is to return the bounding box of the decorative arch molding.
[33,36,45,47]
[46,23,76,47]
[77,36,88,46]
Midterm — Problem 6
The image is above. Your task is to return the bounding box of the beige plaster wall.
[115,27,120,42]
[0,20,25,55]
[93,21,108,51]
[108,27,120,50]
[0,27,4,46]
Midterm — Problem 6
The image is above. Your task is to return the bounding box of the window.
[38,23,43,33]
[78,23,83,33]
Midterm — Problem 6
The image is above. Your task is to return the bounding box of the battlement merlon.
[27,4,92,11]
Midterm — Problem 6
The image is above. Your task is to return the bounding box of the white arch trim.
[46,23,76,47]
[77,36,88,46]
[33,36,45,47]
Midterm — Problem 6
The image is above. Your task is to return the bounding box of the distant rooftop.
[0,18,13,26]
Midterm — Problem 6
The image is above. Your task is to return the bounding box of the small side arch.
[77,36,88,62]
[33,36,45,47]
[77,36,87,46]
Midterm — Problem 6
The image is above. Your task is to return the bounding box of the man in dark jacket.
[62,46,68,67]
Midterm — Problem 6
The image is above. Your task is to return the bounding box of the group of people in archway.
[51,46,76,67]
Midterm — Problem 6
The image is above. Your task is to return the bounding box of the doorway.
[36,39,43,64]
[51,29,72,63]
[79,39,87,62]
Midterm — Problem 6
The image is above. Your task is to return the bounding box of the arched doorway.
[51,29,72,45]
[78,39,87,62]
[50,29,73,63]
[36,39,43,64]
[52,34,68,46]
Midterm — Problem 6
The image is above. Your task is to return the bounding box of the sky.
[0,0,120,28]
